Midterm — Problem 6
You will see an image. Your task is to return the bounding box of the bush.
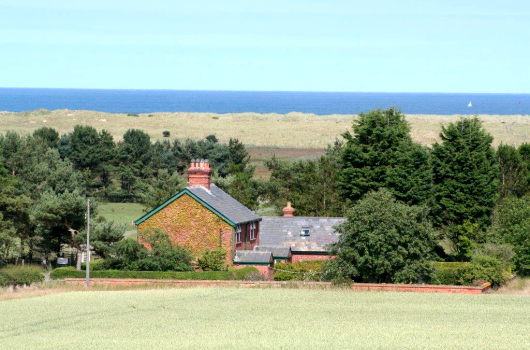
[243,272,268,281]
[433,262,473,285]
[81,259,108,271]
[162,131,170,137]
[50,267,257,280]
[274,260,325,281]
[107,231,194,272]
[0,266,44,287]
[328,189,437,283]
[197,249,226,271]
[492,195,530,275]
[127,113,139,117]
[433,257,512,287]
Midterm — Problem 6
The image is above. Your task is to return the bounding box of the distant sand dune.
[1,109,529,149]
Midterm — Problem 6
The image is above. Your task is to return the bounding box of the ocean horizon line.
[1,87,529,95]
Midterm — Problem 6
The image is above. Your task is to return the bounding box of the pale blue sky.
[0,0,528,92]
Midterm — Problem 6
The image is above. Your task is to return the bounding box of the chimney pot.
[283,201,295,217]
[188,158,213,189]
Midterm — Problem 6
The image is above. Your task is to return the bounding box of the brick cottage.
[135,160,345,277]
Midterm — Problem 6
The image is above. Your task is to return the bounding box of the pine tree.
[431,117,498,229]
[497,143,528,199]
[339,108,432,205]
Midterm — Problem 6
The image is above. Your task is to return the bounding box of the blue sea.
[0,88,529,115]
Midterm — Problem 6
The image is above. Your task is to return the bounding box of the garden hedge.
[0,266,44,287]
[51,267,258,280]
[274,260,325,281]
[433,261,511,286]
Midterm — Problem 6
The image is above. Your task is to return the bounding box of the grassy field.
[0,287,528,349]
[97,202,145,231]
[1,109,529,149]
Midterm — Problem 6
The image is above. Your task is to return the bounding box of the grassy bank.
[1,109,529,149]
[97,202,145,230]
[0,288,528,349]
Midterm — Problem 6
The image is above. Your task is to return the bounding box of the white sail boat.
[468,101,472,107]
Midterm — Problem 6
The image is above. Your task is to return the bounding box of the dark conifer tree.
[339,108,432,206]
[431,117,498,229]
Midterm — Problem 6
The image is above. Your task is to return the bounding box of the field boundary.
[62,278,491,294]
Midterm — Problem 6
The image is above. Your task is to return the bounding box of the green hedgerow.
[0,266,44,287]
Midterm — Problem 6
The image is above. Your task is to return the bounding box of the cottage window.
[300,228,310,236]
[250,223,257,240]
[236,225,242,243]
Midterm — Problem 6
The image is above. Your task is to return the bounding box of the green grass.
[0,288,528,349]
[97,202,146,230]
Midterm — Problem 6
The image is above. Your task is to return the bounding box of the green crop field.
[0,288,528,349]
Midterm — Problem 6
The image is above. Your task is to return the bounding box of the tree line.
[269,108,528,281]
[0,126,256,266]
[1,109,529,279]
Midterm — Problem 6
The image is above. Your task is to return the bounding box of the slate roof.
[259,217,346,252]
[187,184,261,225]
[233,251,273,264]
[253,245,292,259]
[134,184,261,226]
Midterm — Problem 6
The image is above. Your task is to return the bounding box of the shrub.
[492,195,530,275]
[0,266,44,287]
[50,267,257,280]
[274,260,325,281]
[107,230,194,272]
[328,189,437,283]
[127,113,139,117]
[197,249,226,271]
[162,131,170,137]
[433,262,473,285]
[81,259,108,271]
[433,257,512,287]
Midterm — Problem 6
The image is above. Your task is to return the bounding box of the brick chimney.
[283,201,295,217]
[188,159,213,189]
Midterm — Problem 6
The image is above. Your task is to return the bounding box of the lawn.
[0,288,528,349]
[97,202,145,231]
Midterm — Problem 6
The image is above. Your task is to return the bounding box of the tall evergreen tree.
[33,127,59,148]
[497,143,528,199]
[431,117,498,229]
[339,108,432,206]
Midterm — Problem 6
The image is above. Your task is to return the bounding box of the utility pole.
[85,198,90,288]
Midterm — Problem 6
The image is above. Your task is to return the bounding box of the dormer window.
[236,225,242,243]
[250,222,257,240]
[300,228,310,236]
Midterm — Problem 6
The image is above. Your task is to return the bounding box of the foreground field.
[1,109,529,148]
[0,288,528,349]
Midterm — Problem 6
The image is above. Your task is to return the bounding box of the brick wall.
[234,264,273,280]
[292,253,331,263]
[234,221,260,251]
[138,194,233,262]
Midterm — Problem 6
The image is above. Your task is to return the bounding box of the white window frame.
[250,222,257,241]
[235,225,242,243]
[300,228,310,236]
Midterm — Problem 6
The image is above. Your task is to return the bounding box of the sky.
[0,0,529,93]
